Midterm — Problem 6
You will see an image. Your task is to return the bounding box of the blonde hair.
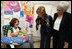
[36,6,46,15]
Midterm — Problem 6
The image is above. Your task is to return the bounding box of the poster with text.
[4,1,20,12]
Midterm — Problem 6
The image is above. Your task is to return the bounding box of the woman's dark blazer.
[53,12,71,43]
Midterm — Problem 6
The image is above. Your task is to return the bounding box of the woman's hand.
[12,32,18,37]
[18,30,21,33]
[64,42,69,48]
[21,30,27,34]
[7,30,12,37]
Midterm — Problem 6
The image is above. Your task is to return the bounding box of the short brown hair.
[36,6,46,15]
[10,18,19,27]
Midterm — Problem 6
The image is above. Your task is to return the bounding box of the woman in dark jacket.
[53,1,71,48]
[36,6,53,48]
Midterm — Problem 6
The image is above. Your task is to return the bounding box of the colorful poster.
[20,1,25,11]
[4,1,11,11]
[1,1,3,10]
[1,1,4,33]
[1,1,4,16]
[20,1,34,15]
[24,1,34,15]
[1,1,4,35]
[4,11,13,15]
[4,1,20,12]
[20,11,24,17]
[25,15,33,24]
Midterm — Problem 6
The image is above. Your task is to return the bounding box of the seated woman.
[7,18,34,48]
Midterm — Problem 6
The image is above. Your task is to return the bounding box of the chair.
[1,25,34,48]
[2,25,10,36]
[2,25,11,48]
[2,25,14,48]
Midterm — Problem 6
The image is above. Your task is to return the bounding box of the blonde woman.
[36,6,53,48]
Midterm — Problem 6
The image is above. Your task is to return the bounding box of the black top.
[53,12,71,42]
[36,14,53,36]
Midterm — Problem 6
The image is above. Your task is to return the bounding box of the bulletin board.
[2,1,71,36]
[1,1,34,35]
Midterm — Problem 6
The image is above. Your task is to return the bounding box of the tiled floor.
[34,39,53,48]
[33,36,40,48]
[33,36,68,48]
[33,36,53,48]
[34,41,40,48]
